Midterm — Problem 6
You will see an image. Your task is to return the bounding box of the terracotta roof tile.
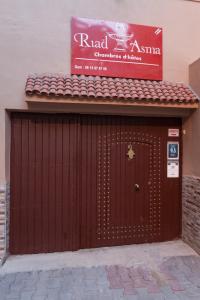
[25,74,199,105]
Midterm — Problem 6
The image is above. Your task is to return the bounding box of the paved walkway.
[0,241,200,299]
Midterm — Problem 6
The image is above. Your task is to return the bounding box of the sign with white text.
[168,129,180,137]
[71,17,163,80]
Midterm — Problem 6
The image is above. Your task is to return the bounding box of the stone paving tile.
[20,291,34,300]
[59,293,75,300]
[1,255,200,299]
[32,297,47,300]
[159,287,180,299]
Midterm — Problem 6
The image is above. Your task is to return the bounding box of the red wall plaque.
[71,17,162,80]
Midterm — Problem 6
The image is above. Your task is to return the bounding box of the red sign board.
[71,17,162,80]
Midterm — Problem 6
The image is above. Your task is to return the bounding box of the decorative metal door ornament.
[126,144,135,160]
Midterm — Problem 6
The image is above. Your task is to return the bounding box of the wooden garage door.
[10,114,80,254]
[10,113,182,254]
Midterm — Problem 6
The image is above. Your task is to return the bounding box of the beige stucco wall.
[1,0,200,181]
[183,59,200,176]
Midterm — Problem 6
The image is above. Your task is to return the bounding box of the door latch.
[134,184,140,191]
[127,144,135,160]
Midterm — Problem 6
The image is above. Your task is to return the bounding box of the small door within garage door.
[10,113,182,254]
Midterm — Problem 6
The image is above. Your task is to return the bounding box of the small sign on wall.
[167,161,179,178]
[168,128,179,137]
[167,142,179,160]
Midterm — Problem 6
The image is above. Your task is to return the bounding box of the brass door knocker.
[127,144,135,160]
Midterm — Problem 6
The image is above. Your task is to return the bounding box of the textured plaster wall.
[1,0,200,181]
[182,59,200,177]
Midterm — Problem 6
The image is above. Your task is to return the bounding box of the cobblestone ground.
[1,255,200,300]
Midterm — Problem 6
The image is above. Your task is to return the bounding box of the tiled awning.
[25,74,199,108]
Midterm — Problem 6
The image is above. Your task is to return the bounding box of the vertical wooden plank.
[91,116,97,248]
[69,118,74,250]
[20,117,29,252]
[76,115,81,250]
[95,115,102,247]
[61,115,80,251]
[41,116,50,253]
[178,124,182,236]
[118,117,123,244]
[101,115,105,246]
[10,116,22,254]
[87,117,92,248]
[87,115,97,248]
[121,116,126,244]
[34,117,43,252]
[72,115,80,250]
[48,117,56,250]
[80,116,87,249]
[62,117,70,250]
[55,117,63,251]
[143,144,150,234]
[27,117,36,253]
[110,116,117,245]
[126,117,132,230]
[71,116,79,250]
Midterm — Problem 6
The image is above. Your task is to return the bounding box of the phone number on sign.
[74,64,107,71]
